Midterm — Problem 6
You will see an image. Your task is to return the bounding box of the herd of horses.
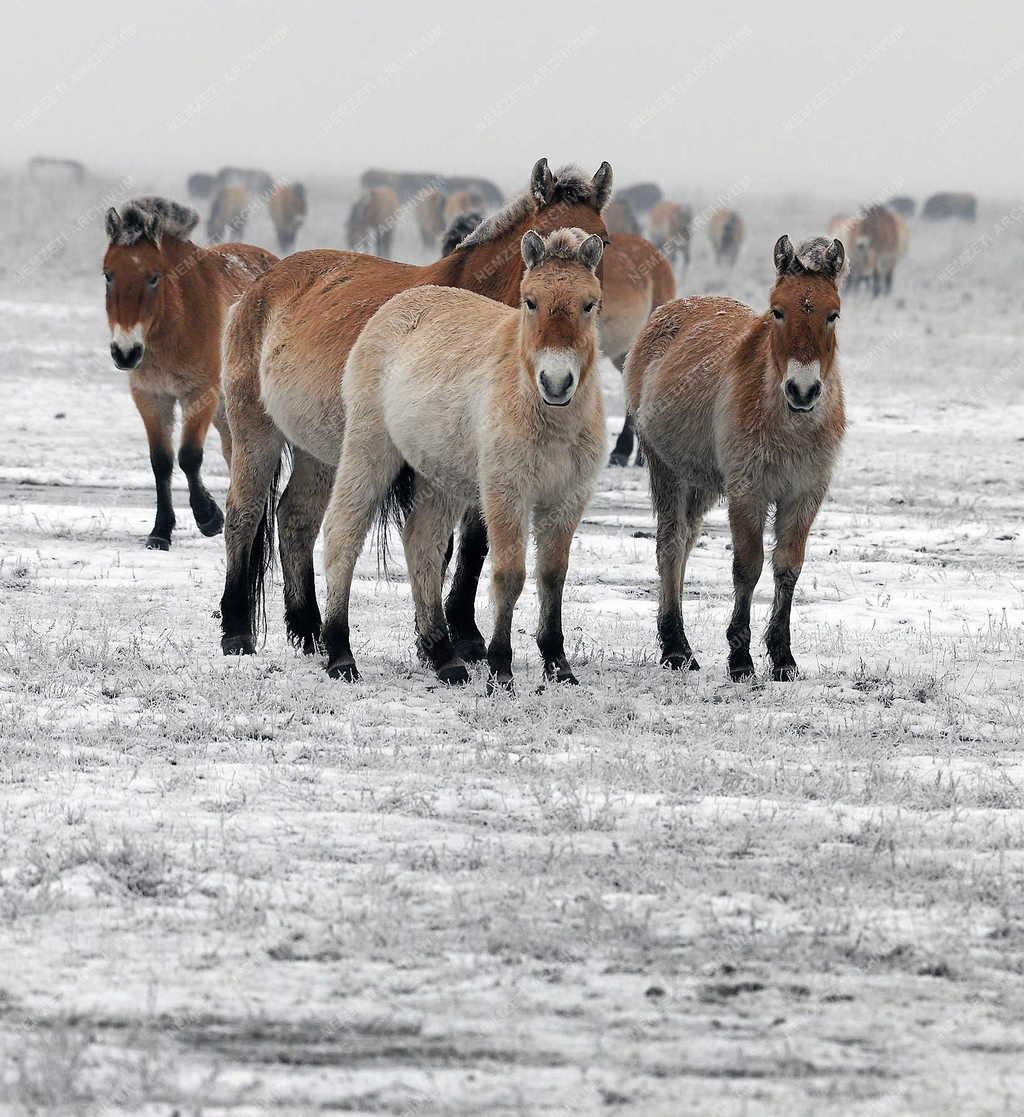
[96,158,974,687]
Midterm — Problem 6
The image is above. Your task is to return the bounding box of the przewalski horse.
[443,188,486,227]
[208,185,250,244]
[219,158,613,658]
[604,198,641,236]
[626,235,846,681]
[859,205,902,296]
[648,201,693,271]
[441,212,485,257]
[709,208,745,267]
[346,185,401,258]
[269,182,307,254]
[415,188,447,249]
[322,229,606,689]
[922,192,977,221]
[102,196,277,549]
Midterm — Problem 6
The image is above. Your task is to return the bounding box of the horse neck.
[419,244,522,306]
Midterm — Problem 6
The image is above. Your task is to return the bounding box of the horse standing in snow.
[218,158,612,659]
[322,228,607,689]
[268,182,307,254]
[346,185,401,258]
[626,236,846,680]
[102,197,277,549]
[708,208,745,267]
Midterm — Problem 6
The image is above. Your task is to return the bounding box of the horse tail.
[373,463,417,577]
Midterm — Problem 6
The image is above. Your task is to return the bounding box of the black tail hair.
[373,464,416,577]
[249,445,291,641]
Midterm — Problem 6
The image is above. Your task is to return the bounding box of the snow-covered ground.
[1,171,1023,1114]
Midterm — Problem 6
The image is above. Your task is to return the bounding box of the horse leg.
[402,480,468,685]
[764,492,820,681]
[534,497,588,685]
[131,387,177,550]
[212,397,232,467]
[444,507,489,662]
[321,438,404,682]
[607,354,636,467]
[481,484,528,692]
[649,450,700,670]
[179,387,225,537]
[220,417,285,655]
[277,448,335,655]
[725,495,768,681]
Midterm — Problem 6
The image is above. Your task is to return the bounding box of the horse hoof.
[544,665,579,686]
[452,636,488,663]
[146,535,171,551]
[771,663,799,682]
[327,658,359,682]
[437,661,470,686]
[662,653,700,672]
[486,673,515,696]
[728,659,756,683]
[222,634,256,656]
[197,506,225,537]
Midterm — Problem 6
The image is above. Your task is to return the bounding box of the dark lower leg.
[148,447,176,549]
[278,453,333,654]
[609,414,635,467]
[487,565,525,689]
[445,508,488,662]
[537,569,575,684]
[765,566,799,680]
[179,443,223,536]
[726,502,766,681]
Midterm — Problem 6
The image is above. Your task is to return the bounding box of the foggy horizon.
[5,1,1023,200]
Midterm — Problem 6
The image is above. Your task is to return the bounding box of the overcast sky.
[5,0,1023,197]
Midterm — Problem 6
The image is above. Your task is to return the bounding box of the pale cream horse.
[321,228,607,691]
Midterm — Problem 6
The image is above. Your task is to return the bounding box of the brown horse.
[626,236,846,681]
[322,228,606,688]
[268,183,307,254]
[415,188,447,248]
[859,205,902,296]
[648,201,693,271]
[443,188,486,226]
[604,198,641,235]
[208,185,250,243]
[346,185,401,258]
[102,197,277,549]
[708,208,745,267]
[219,158,613,657]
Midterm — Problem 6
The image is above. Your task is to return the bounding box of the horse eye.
[103,271,113,285]
[827,311,840,323]
[772,307,784,321]
[524,297,537,311]
[148,274,160,289]
[583,301,596,314]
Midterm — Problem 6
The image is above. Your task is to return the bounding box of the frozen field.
[1,173,1023,1114]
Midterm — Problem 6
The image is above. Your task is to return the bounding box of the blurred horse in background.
[709,208,745,267]
[604,198,641,235]
[208,185,251,243]
[415,188,447,249]
[102,196,277,550]
[269,182,307,254]
[347,185,401,258]
[648,201,693,271]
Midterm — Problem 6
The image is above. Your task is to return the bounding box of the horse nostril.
[807,380,822,401]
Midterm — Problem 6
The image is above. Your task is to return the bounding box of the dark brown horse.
[102,197,277,549]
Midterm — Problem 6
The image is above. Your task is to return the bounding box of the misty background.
[4,0,1023,200]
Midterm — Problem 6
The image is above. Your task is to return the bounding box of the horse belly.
[381,370,479,505]
[259,345,346,465]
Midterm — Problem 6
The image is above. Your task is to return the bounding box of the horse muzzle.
[784,360,823,412]
[111,341,144,370]
[536,350,580,407]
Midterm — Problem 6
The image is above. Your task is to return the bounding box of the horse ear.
[591,162,613,211]
[105,207,122,242]
[774,234,795,276]
[530,158,555,205]
[521,230,546,269]
[577,233,604,272]
[824,237,845,280]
